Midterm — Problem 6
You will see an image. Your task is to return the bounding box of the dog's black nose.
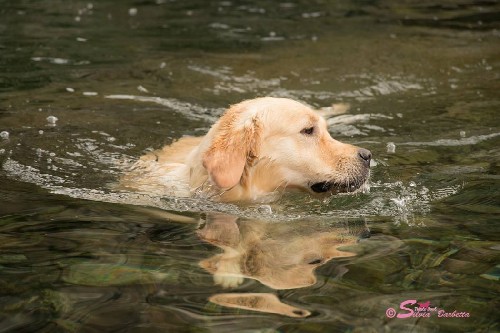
[358,148,372,164]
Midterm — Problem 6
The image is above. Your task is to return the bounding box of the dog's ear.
[203,105,261,189]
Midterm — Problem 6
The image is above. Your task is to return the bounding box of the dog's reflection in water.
[197,213,370,317]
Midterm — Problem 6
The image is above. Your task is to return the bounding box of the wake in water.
[0,120,467,223]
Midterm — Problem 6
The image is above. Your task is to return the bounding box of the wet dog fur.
[120,97,371,202]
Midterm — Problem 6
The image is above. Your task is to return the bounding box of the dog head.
[201,97,371,199]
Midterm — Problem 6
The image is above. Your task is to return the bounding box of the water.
[1,0,499,332]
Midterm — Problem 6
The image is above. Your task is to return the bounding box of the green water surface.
[1,1,499,332]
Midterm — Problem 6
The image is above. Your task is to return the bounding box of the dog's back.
[119,136,203,196]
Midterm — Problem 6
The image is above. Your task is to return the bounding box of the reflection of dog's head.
[197,213,369,290]
[199,97,371,198]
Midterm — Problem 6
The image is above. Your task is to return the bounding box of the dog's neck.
[189,157,285,203]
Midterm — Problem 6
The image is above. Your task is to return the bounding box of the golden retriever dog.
[120,97,371,202]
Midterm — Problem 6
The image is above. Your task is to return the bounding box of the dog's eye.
[308,258,322,265]
[301,127,314,135]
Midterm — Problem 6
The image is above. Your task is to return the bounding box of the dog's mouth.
[310,177,368,194]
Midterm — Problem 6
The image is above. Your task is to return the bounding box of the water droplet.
[0,131,9,140]
[387,142,396,153]
[39,130,44,135]
[47,116,58,126]
[129,8,138,16]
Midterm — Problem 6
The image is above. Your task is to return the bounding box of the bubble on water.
[160,62,166,69]
[39,130,44,135]
[0,131,9,140]
[387,142,396,153]
[262,31,285,42]
[420,187,429,195]
[47,116,58,126]
[87,3,93,10]
[0,149,5,154]
[302,12,322,18]
[129,8,138,16]
[257,205,273,215]
[460,130,466,138]
[137,85,149,93]
[49,152,56,157]
[75,16,81,22]
[409,181,416,187]
[36,148,43,157]
[66,87,75,92]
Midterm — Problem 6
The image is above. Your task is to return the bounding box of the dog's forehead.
[234,97,321,131]
[271,102,320,126]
